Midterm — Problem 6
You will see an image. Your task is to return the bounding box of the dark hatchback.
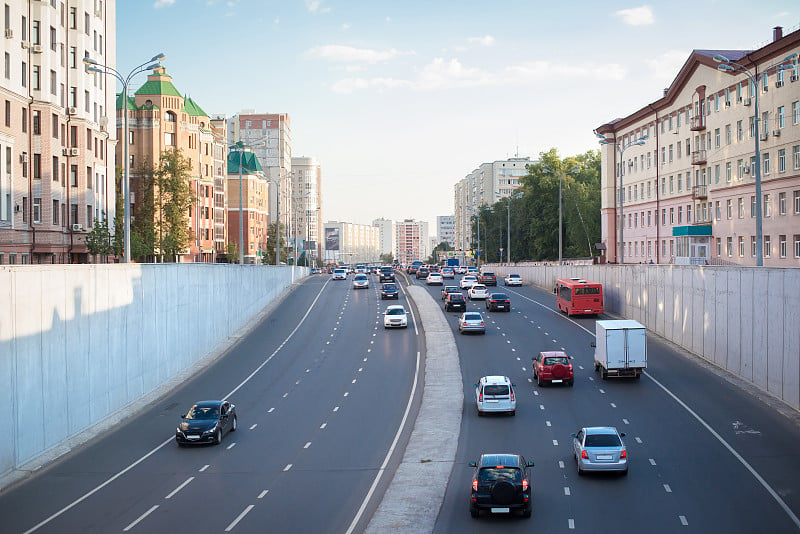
[176,400,237,446]
[479,272,497,286]
[470,453,534,518]
[380,283,400,299]
[444,292,466,312]
[416,267,430,279]
[379,266,395,282]
[486,293,511,312]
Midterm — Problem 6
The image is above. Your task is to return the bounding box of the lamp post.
[84,53,166,263]
[713,52,797,267]
[541,165,580,265]
[594,132,647,264]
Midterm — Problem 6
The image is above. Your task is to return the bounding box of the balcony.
[690,115,706,131]
[692,184,708,200]
[691,150,707,165]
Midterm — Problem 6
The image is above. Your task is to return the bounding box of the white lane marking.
[635,437,642,444]
[226,442,236,450]
[516,357,521,361]
[599,389,606,394]
[165,477,194,499]
[552,339,557,343]
[282,393,289,398]
[352,379,357,384]
[664,484,672,493]
[199,464,210,472]
[623,419,630,425]
[546,421,551,427]
[258,490,268,499]
[588,377,594,381]
[224,504,255,532]
[334,406,339,412]
[283,464,292,472]
[295,380,300,385]
[540,404,545,410]
[528,378,532,383]
[679,515,688,526]
[511,348,516,352]
[344,392,349,397]
[649,458,657,466]
[345,349,421,534]
[564,487,571,496]
[534,391,539,396]
[568,518,575,529]
[304,442,311,449]
[522,367,527,372]
[558,460,565,469]
[249,424,257,430]
[320,423,327,429]
[326,341,331,345]
[610,403,617,408]
[553,440,559,446]
[501,332,506,336]
[268,407,275,413]
[561,347,566,350]
[578,365,584,370]
[544,332,549,336]
[358,367,363,372]
[123,505,159,532]
[367,349,372,352]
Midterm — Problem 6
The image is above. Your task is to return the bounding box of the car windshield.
[479,467,521,483]
[185,405,219,420]
[509,274,520,278]
[464,313,482,320]
[472,285,486,290]
[386,308,406,316]
[334,269,345,274]
[483,385,510,396]
[464,276,476,281]
[355,275,367,280]
[482,272,495,277]
[449,295,464,301]
[544,357,569,365]
[584,433,622,447]
[382,284,397,290]
[490,294,508,300]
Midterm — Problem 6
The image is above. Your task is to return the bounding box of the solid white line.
[122,505,159,532]
[224,504,255,532]
[257,490,268,499]
[199,464,210,472]
[165,477,194,499]
[679,515,688,526]
[344,349,421,534]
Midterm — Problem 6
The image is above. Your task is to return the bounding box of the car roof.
[382,283,397,287]
[508,273,521,277]
[584,426,619,435]
[193,400,223,408]
[481,375,511,384]
[472,284,486,288]
[479,454,521,468]
[489,293,508,298]
[386,305,406,311]
[540,350,567,357]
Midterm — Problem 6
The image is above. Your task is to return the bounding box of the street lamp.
[540,165,580,265]
[84,53,166,263]
[713,52,797,267]
[494,191,523,265]
[594,131,647,264]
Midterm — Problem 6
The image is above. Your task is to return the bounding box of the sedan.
[441,285,460,300]
[572,426,628,475]
[458,312,486,334]
[504,274,523,286]
[352,273,369,289]
[460,275,478,289]
[467,284,489,300]
[426,273,444,285]
[441,268,455,279]
[383,305,409,328]
[380,283,399,299]
[176,400,237,446]
[486,293,511,311]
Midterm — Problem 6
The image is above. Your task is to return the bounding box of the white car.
[332,269,347,280]
[460,275,478,289]
[504,274,523,286]
[352,274,369,289]
[426,273,444,285]
[475,375,516,416]
[468,284,489,300]
[383,305,408,328]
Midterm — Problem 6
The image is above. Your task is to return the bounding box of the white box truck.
[593,320,647,379]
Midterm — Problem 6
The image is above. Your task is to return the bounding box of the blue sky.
[117,1,799,232]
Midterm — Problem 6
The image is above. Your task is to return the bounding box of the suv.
[479,271,497,286]
[380,283,399,299]
[441,285,460,300]
[416,267,430,279]
[532,351,574,386]
[469,453,534,518]
[444,292,466,312]
[475,375,516,416]
[379,266,395,282]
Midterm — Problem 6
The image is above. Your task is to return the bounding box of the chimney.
[773,26,783,42]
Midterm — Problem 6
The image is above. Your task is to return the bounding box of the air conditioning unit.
[99,116,108,131]
[69,147,79,156]
[19,153,27,163]
[20,40,30,49]
[725,100,731,107]
[760,131,768,141]
[773,129,781,137]
[743,166,750,174]
[31,44,42,53]
[791,74,799,82]
[776,80,784,88]
[743,98,752,106]
[4,28,12,39]
[67,107,77,115]
[71,224,83,232]
[62,147,70,156]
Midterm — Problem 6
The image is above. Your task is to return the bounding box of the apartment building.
[437,215,455,248]
[395,218,429,264]
[227,150,269,264]
[372,217,395,257]
[323,220,380,265]
[0,0,116,264]
[290,156,322,265]
[118,67,223,262]
[453,157,532,255]
[595,26,800,266]
[210,115,227,256]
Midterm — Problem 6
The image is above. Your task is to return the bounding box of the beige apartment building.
[0,0,117,264]
[323,220,380,265]
[290,156,322,265]
[118,67,225,262]
[596,26,800,266]
[395,218,429,264]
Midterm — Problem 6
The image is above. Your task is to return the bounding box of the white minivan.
[475,376,516,416]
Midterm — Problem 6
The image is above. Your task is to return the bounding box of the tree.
[84,216,114,261]
[426,241,453,264]
[112,167,124,258]
[226,241,240,263]
[264,222,287,264]
[154,149,195,261]
[379,252,394,264]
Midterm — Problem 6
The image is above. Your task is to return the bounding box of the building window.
[714,165,720,184]
[669,176,673,193]
[764,194,772,217]
[793,101,799,125]
[779,192,786,215]
[738,197,744,218]
[779,235,787,258]
[715,201,721,220]
[795,190,800,214]
[33,198,41,223]
[726,199,732,219]
[725,124,731,145]
[764,236,771,258]
[778,106,785,128]
[714,128,720,148]
[52,156,58,182]
[670,207,674,224]
[751,195,756,217]
[738,236,745,257]
[725,162,731,182]
[751,236,757,257]
[795,235,800,258]
[52,199,59,225]
[726,237,733,257]
[794,146,800,170]
[165,132,175,146]
[763,152,770,176]
[70,164,77,187]
[779,149,786,173]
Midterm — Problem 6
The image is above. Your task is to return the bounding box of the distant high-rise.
[372,218,395,258]
[437,215,455,248]
[395,219,429,264]
[291,156,322,265]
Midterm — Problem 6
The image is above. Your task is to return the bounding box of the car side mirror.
[590,341,596,348]
[620,432,626,437]
[526,461,535,467]
[180,413,186,419]
[468,461,477,467]
[473,384,478,388]
[569,356,574,360]
[570,433,576,438]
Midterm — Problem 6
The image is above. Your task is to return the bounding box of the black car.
[379,266,395,282]
[176,400,237,445]
[416,267,430,279]
[380,282,400,299]
[486,293,511,312]
[479,272,497,286]
[444,292,466,312]
[469,453,534,519]
[441,285,460,300]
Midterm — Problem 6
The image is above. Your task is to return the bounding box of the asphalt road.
[0,274,423,534]
[418,274,800,534]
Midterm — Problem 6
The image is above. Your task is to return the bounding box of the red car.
[532,351,574,386]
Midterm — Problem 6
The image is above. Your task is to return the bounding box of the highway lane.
[0,273,423,534]
[418,274,800,533]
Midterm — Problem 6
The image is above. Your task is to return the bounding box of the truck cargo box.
[594,320,647,379]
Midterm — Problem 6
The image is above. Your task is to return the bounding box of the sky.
[116,0,800,233]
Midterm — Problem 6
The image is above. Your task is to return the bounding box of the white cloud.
[153,0,175,8]
[306,0,331,14]
[644,49,688,82]
[332,77,411,94]
[274,17,280,24]
[468,35,495,47]
[416,58,492,90]
[341,23,351,30]
[305,45,409,64]
[615,5,654,26]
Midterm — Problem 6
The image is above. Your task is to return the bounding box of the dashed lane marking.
[320,423,327,429]
[649,458,657,466]
[546,421,551,426]
[304,442,311,449]
[257,490,268,499]
[224,505,255,532]
[610,403,616,408]
[283,464,292,472]
[623,419,630,425]
[664,484,672,493]
[558,461,565,469]
[333,406,339,412]
[564,487,571,496]
[199,465,209,472]
[165,477,194,499]
[123,505,159,532]
[226,443,236,450]
[679,516,688,526]
[635,437,642,443]
[268,408,275,413]
[568,519,575,529]
[553,440,559,446]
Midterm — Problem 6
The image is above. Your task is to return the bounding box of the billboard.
[325,228,340,251]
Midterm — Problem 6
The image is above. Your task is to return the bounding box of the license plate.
[497,305,505,309]
[596,454,613,460]
[187,435,200,440]
[552,379,562,383]
[491,508,510,514]
[487,400,499,403]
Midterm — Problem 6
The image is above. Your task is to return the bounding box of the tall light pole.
[84,53,166,263]
[541,164,580,265]
[713,52,797,267]
[594,132,647,264]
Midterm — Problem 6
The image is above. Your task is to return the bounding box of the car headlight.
[202,425,218,435]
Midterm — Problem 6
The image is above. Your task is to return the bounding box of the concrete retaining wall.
[487,264,800,410]
[0,264,305,479]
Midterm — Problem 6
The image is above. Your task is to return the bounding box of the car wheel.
[214,428,222,445]
[601,369,608,380]
[509,410,516,417]
[470,507,480,519]
[621,468,629,477]
[537,373,543,387]
[176,440,185,447]
[477,410,484,417]
[231,415,237,432]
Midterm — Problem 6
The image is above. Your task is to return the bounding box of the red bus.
[555,278,603,316]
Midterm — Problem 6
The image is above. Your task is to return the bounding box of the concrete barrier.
[487,264,800,411]
[0,264,306,484]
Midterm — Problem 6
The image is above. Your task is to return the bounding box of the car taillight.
[510,391,515,402]
[522,479,528,491]
[581,450,588,459]
[480,322,484,326]
[621,450,627,458]
[472,479,478,491]
[478,392,483,402]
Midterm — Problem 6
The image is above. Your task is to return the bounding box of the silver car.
[352,274,369,289]
[458,312,486,334]
[474,376,516,416]
[572,426,628,475]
